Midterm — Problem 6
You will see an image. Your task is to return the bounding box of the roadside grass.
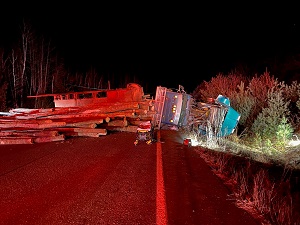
[181,129,300,225]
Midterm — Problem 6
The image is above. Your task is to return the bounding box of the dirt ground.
[195,146,300,225]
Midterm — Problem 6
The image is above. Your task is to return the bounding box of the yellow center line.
[156,130,168,225]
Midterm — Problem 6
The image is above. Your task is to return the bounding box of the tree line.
[0,21,142,111]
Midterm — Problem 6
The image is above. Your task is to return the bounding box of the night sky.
[1,4,300,94]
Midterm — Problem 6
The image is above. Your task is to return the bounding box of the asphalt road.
[0,130,261,225]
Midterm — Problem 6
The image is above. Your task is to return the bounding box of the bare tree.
[6,20,67,108]
[0,48,9,111]
[9,48,22,108]
[6,21,36,108]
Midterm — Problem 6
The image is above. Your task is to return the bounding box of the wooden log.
[0,131,14,136]
[0,112,14,117]
[42,104,138,118]
[34,119,54,124]
[34,134,65,143]
[26,130,59,137]
[138,100,154,110]
[98,112,135,118]
[0,98,155,144]
[0,130,59,137]
[14,115,46,120]
[52,127,107,134]
[0,119,21,122]
[62,131,107,137]
[9,108,54,114]
[38,121,67,128]
[0,119,54,124]
[133,108,156,116]
[42,111,134,120]
[81,102,139,113]
[73,119,104,125]
[106,125,138,133]
[66,123,97,128]
[76,132,107,137]
[0,123,40,129]
[65,119,103,128]
[72,128,107,134]
[38,108,55,113]
[107,119,128,127]
[9,108,40,114]
[128,120,144,126]
[0,137,33,145]
[127,115,154,122]
[13,107,81,119]
[50,107,81,114]
[0,121,65,129]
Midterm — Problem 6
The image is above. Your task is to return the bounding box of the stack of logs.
[0,99,155,145]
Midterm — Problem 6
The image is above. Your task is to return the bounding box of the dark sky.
[1,4,300,93]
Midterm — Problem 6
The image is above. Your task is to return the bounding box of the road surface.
[0,130,261,225]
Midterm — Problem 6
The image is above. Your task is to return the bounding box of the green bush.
[193,71,299,153]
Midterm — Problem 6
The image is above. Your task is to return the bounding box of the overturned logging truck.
[0,83,240,144]
[153,85,240,137]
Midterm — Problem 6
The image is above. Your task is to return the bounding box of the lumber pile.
[0,99,155,144]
